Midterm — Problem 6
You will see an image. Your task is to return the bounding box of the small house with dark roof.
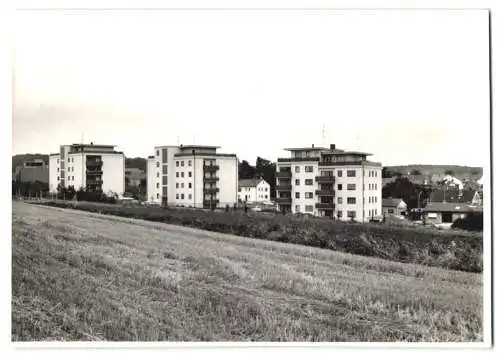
[382,198,407,217]
[423,202,482,226]
[238,178,271,203]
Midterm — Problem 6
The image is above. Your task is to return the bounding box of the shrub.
[452,212,483,231]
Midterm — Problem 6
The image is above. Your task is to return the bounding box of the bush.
[452,212,483,231]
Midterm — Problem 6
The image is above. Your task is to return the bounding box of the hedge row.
[34,201,483,273]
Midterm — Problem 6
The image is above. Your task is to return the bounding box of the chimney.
[90,142,93,145]
[330,144,336,150]
[312,144,315,148]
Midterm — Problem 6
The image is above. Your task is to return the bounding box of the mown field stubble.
[12,202,483,342]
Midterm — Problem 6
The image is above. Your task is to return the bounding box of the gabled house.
[238,178,271,204]
[382,198,407,217]
[423,202,482,226]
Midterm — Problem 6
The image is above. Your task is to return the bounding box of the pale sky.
[12,9,490,167]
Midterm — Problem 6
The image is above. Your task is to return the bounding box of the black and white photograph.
[5,0,495,351]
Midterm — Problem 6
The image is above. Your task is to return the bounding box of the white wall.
[147,157,160,203]
[256,180,271,202]
[238,186,257,203]
[217,156,238,207]
[291,162,319,215]
[101,153,125,195]
[49,155,59,193]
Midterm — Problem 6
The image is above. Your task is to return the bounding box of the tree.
[382,177,431,210]
[445,170,455,176]
[239,160,255,179]
[410,169,422,175]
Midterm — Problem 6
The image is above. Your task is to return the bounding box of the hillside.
[12,154,49,172]
[385,165,483,179]
[12,202,482,341]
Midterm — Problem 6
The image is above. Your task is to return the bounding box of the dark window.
[295,179,300,186]
[156,183,159,189]
[181,172,184,178]
[305,179,313,186]
[347,184,356,190]
[305,166,314,173]
[156,162,160,168]
[157,193,160,199]
[162,176,168,185]
[181,194,185,199]
[388,209,394,214]
[337,210,343,218]
[162,149,168,163]
[181,161,185,167]
[347,197,356,204]
[347,170,356,177]
[162,165,168,174]
[295,192,300,199]
[162,187,168,197]
[188,183,192,189]
[176,172,179,178]
[188,160,192,167]
[337,184,342,190]
[337,170,342,177]
[337,197,343,204]
[188,172,192,177]
[347,210,356,218]
[176,183,179,188]
[176,161,179,167]
[442,213,453,223]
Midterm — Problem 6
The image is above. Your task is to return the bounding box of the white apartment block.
[147,145,238,208]
[49,143,125,195]
[238,178,271,204]
[276,144,382,223]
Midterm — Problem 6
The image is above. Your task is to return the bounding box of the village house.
[238,178,271,204]
[382,198,407,218]
[423,202,482,226]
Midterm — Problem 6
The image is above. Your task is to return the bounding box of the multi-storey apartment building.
[14,159,49,183]
[276,144,382,223]
[146,144,238,208]
[49,143,125,195]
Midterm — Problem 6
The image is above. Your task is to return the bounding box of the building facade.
[382,198,407,217]
[238,178,271,203]
[276,144,382,222]
[15,159,49,183]
[146,145,238,208]
[48,143,125,195]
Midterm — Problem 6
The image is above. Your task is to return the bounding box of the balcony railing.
[86,169,103,175]
[203,199,219,206]
[203,176,219,183]
[276,184,292,191]
[315,175,335,183]
[87,179,103,185]
[315,189,335,196]
[275,197,292,204]
[203,165,219,172]
[203,187,220,194]
[316,202,335,209]
[276,171,292,178]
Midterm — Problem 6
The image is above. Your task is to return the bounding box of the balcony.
[203,176,220,183]
[316,202,335,209]
[275,197,292,204]
[315,175,335,183]
[203,165,219,172]
[203,199,219,206]
[203,187,220,194]
[86,169,103,175]
[87,179,103,185]
[276,184,292,191]
[315,189,335,196]
[276,171,292,179]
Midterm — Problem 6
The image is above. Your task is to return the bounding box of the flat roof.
[70,143,115,148]
[179,145,221,149]
[324,151,372,156]
[283,147,329,151]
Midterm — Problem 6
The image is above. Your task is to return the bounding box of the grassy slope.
[12,202,483,342]
[34,201,483,273]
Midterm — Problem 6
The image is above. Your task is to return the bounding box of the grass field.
[12,202,483,342]
[33,200,483,273]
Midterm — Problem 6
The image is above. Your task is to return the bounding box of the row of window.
[295,192,315,199]
[58,175,75,181]
[176,160,192,167]
[368,183,378,190]
[239,187,269,192]
[290,167,379,178]
[294,179,314,186]
[295,205,314,213]
[368,196,378,204]
[337,211,357,218]
[368,209,379,216]
[176,193,192,200]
